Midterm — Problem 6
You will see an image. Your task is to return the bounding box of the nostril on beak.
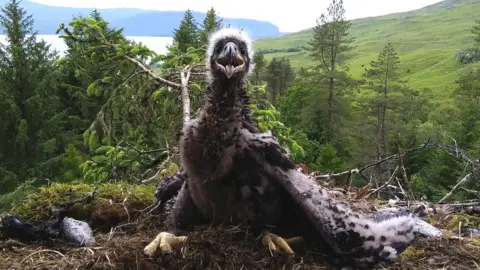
[223,42,238,62]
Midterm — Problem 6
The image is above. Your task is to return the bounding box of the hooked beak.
[215,42,245,78]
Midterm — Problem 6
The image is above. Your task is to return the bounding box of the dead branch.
[141,169,163,184]
[312,142,435,184]
[358,141,434,174]
[377,199,480,208]
[91,27,194,127]
[313,140,479,202]
[395,142,416,201]
[439,173,473,203]
[364,166,399,199]
[445,200,480,208]
[122,55,181,89]
[180,65,192,123]
[315,169,359,181]
[460,188,480,198]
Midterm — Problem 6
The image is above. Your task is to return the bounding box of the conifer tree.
[362,43,400,177]
[472,19,480,48]
[171,9,200,53]
[0,0,63,191]
[307,0,354,142]
[252,52,267,85]
[200,7,222,44]
[264,57,295,106]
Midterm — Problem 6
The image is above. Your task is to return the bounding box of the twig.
[396,177,407,201]
[315,169,360,181]
[439,173,473,203]
[460,188,480,198]
[395,141,416,201]
[0,239,26,249]
[20,249,65,263]
[441,201,480,208]
[364,166,399,199]
[372,199,480,214]
[358,141,433,174]
[141,168,163,184]
[123,55,181,89]
[312,141,436,181]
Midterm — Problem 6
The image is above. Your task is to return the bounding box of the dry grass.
[1,209,480,270]
[1,182,480,269]
[0,213,328,270]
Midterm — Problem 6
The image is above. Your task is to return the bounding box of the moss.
[9,182,156,231]
[426,214,441,227]
[399,246,426,261]
[471,237,480,247]
[446,213,480,230]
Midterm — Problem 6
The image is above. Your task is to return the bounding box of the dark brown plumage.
[144,28,441,269]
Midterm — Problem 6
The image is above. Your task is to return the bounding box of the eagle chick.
[144,28,440,269]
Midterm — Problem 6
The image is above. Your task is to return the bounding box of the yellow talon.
[144,232,187,256]
[261,231,300,256]
[284,236,302,244]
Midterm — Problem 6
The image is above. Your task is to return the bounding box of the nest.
[0,213,328,270]
[1,210,479,270]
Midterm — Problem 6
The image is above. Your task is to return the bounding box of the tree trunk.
[382,70,391,179]
[328,76,334,142]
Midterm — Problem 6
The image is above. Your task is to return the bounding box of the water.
[0,34,174,56]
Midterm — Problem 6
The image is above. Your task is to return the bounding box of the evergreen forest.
[0,0,479,267]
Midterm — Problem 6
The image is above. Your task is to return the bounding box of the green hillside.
[253,0,480,95]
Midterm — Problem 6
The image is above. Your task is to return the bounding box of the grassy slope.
[253,0,480,96]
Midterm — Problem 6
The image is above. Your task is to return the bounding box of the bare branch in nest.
[315,169,360,182]
[312,142,437,184]
[90,28,195,127]
[180,65,192,123]
[460,188,480,198]
[312,139,480,202]
[439,173,473,203]
[364,166,399,199]
[358,141,435,175]
[434,139,479,203]
[142,168,164,184]
[123,56,200,127]
[123,55,182,89]
[395,142,416,201]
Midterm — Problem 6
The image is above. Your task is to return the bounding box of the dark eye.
[240,47,247,55]
[215,45,222,53]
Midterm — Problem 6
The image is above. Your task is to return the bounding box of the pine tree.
[171,9,200,53]
[0,0,64,191]
[307,0,354,142]
[252,51,267,85]
[363,43,400,177]
[472,19,480,48]
[200,7,222,44]
[264,57,295,106]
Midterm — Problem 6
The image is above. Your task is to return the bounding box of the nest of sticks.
[1,207,480,270]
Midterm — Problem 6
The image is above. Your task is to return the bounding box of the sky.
[30,0,444,33]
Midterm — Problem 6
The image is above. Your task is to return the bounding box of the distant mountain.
[0,0,283,39]
[108,11,282,38]
[254,0,480,94]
